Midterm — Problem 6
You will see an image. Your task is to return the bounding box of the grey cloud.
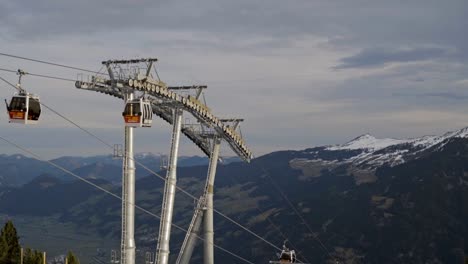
[1,0,466,46]
[393,92,468,100]
[334,47,449,69]
[316,60,468,118]
[1,0,293,39]
[1,0,467,69]
[2,0,468,158]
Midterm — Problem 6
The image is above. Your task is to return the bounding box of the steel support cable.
[0,73,284,257]
[1,52,314,89]
[26,72,76,82]
[260,167,338,263]
[0,135,255,264]
[0,67,96,82]
[265,217,311,264]
[130,158,282,252]
[0,52,107,75]
[0,76,112,148]
[0,68,16,74]
[120,156,285,252]
[227,175,311,264]
[213,209,281,251]
[267,212,311,264]
[149,69,329,262]
[0,75,280,260]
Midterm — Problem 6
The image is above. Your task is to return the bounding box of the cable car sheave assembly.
[76,63,252,161]
[74,58,253,264]
[4,69,41,124]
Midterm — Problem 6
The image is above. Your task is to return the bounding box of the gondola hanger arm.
[16,69,27,93]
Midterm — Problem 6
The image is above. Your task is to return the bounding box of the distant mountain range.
[1,127,468,263]
[0,153,241,186]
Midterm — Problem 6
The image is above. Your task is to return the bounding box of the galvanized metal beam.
[176,196,205,264]
[156,108,183,264]
[203,139,221,264]
[121,92,136,264]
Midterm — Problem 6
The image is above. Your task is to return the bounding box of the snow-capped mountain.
[326,134,409,151]
[328,127,468,152]
[290,127,468,184]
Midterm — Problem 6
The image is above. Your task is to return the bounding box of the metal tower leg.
[176,196,205,264]
[122,93,136,264]
[203,139,221,264]
[156,108,183,264]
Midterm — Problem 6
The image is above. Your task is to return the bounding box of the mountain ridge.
[0,126,467,263]
[293,126,468,175]
[327,126,468,151]
[0,154,241,187]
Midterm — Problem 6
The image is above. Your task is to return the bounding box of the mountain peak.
[353,134,376,141]
[326,126,468,152]
[452,126,468,138]
[314,126,468,170]
[327,133,408,151]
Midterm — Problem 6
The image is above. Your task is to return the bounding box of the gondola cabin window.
[9,97,26,112]
[28,98,41,120]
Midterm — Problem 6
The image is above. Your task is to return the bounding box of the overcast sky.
[0,0,467,159]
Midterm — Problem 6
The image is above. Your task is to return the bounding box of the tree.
[0,220,21,264]
[23,248,43,264]
[66,251,80,264]
[0,236,7,264]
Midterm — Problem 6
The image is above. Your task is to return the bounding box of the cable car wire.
[0,74,284,257]
[0,135,255,264]
[0,52,107,75]
[0,67,85,82]
[0,54,319,259]
[0,54,329,261]
[262,169,337,262]
[0,76,113,148]
[227,175,312,264]
[26,72,76,82]
[0,68,17,74]
[0,53,338,261]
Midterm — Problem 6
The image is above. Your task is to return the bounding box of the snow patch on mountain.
[327,127,468,153]
[294,127,468,175]
[413,127,468,147]
[327,134,410,151]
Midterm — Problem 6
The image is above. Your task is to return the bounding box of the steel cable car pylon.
[176,195,205,264]
[203,138,221,264]
[5,69,41,124]
[176,137,221,264]
[74,58,253,264]
[155,108,183,264]
[121,92,137,264]
[176,120,243,264]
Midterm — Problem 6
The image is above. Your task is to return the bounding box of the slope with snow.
[294,127,468,172]
[327,134,410,151]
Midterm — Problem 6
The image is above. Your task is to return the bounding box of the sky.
[0,0,468,159]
